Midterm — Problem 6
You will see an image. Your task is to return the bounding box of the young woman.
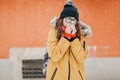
[46,1,92,80]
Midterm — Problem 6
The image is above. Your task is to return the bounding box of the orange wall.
[0,0,120,58]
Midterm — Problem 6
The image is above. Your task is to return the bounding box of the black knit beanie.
[59,1,79,21]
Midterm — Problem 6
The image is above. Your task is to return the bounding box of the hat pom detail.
[59,0,79,21]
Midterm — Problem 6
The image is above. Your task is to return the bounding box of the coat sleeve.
[71,37,88,63]
[47,28,71,62]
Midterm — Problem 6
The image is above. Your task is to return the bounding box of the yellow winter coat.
[46,28,88,80]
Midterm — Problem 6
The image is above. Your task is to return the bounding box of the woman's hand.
[71,25,77,34]
[65,25,77,34]
[64,25,77,40]
[65,26,72,34]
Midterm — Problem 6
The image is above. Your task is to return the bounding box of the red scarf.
[61,26,76,38]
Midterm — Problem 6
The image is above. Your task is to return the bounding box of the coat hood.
[50,17,92,38]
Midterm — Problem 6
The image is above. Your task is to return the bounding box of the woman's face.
[63,17,77,27]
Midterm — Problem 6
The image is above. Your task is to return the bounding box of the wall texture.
[0,0,120,58]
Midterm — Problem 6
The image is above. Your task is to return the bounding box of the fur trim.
[50,17,92,38]
[50,17,59,27]
[79,21,92,38]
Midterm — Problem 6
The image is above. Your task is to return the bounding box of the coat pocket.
[51,68,57,80]
[78,70,83,80]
